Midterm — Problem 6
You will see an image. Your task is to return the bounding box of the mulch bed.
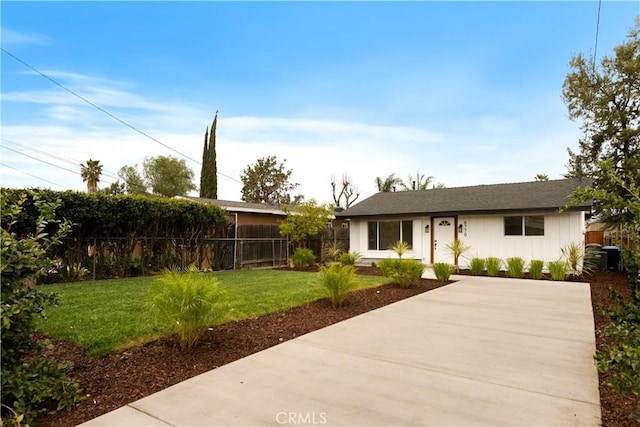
[35,268,637,426]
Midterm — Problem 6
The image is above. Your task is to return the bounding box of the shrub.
[594,289,640,417]
[528,259,544,280]
[506,257,525,278]
[339,251,361,266]
[321,241,343,264]
[547,261,568,281]
[378,258,425,288]
[469,257,486,276]
[147,265,227,351]
[319,264,358,308]
[486,257,502,277]
[432,262,454,282]
[445,240,471,271]
[1,192,84,425]
[292,247,316,268]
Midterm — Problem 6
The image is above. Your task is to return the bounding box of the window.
[341,222,349,229]
[367,220,413,250]
[504,216,544,236]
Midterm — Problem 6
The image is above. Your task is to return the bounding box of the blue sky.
[1,1,638,204]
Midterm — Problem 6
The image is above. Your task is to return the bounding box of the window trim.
[367,219,413,250]
[504,215,545,236]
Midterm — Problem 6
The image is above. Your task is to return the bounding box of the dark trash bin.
[601,246,621,271]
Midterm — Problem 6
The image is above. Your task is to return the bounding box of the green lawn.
[35,269,391,357]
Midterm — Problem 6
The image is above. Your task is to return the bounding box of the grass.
[35,270,391,357]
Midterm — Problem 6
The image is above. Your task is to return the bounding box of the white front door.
[433,217,456,264]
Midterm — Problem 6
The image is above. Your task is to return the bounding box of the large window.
[368,220,413,250]
[504,215,544,236]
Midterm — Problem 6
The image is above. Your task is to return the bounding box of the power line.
[1,48,202,165]
[1,162,64,188]
[1,144,115,186]
[1,48,243,185]
[0,137,120,181]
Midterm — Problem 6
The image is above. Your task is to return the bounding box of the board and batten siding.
[349,211,586,268]
[349,217,431,264]
[455,211,586,268]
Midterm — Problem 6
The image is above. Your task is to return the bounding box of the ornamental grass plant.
[432,262,454,282]
[319,264,358,308]
[528,259,545,280]
[469,257,486,276]
[147,265,228,351]
[506,257,525,278]
[486,257,502,277]
[547,261,568,281]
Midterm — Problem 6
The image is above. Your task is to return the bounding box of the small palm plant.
[445,240,470,272]
[147,264,227,351]
[561,242,599,277]
[389,240,411,258]
[322,241,343,264]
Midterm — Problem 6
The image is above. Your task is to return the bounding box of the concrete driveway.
[82,276,601,426]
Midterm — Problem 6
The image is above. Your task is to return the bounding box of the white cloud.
[0,27,50,46]
[1,67,582,205]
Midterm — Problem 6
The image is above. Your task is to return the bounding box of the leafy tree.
[99,181,126,195]
[562,19,640,226]
[1,192,83,424]
[400,172,434,191]
[241,156,300,204]
[200,112,218,199]
[80,159,102,193]
[279,200,333,248]
[534,174,549,181]
[331,174,360,209]
[143,155,196,198]
[118,164,147,194]
[375,173,402,192]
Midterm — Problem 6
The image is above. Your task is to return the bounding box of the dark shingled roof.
[176,196,287,216]
[337,178,593,218]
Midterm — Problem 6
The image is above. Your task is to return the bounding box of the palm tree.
[375,173,403,192]
[400,172,434,191]
[80,159,103,193]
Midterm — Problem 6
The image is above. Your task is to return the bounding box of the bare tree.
[331,174,360,209]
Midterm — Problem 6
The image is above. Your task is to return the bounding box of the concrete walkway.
[82,277,601,426]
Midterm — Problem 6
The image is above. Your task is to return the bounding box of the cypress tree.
[199,112,218,199]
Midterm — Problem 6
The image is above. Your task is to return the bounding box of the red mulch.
[34,268,637,426]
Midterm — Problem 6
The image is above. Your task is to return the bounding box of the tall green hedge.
[1,189,229,280]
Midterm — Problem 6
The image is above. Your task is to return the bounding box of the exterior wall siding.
[349,211,586,268]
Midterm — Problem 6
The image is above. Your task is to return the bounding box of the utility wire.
[1,48,242,185]
[1,162,64,188]
[1,144,115,185]
[1,48,202,165]
[1,137,120,181]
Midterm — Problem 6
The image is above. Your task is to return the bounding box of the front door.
[433,217,456,264]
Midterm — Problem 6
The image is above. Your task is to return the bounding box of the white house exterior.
[337,178,593,269]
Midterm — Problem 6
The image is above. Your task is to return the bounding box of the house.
[176,197,287,226]
[336,178,593,268]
